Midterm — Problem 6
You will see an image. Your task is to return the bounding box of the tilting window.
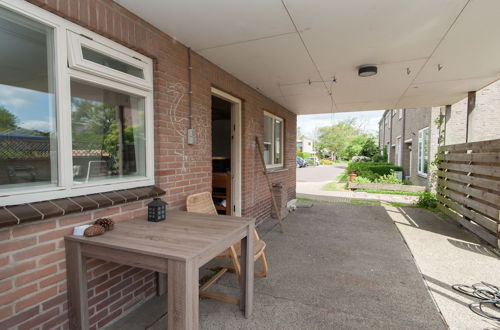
[418,127,429,176]
[0,3,154,205]
[263,112,284,168]
[67,31,152,90]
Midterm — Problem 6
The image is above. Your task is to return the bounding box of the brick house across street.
[1,1,500,329]
[379,79,500,188]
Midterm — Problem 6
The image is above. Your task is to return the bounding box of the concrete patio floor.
[105,200,460,330]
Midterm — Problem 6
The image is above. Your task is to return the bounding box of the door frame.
[211,87,242,216]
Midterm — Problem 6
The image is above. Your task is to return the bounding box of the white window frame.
[263,111,284,169]
[395,136,402,166]
[398,109,403,119]
[67,31,153,91]
[417,127,429,177]
[0,0,155,206]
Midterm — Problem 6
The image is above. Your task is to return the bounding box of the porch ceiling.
[115,0,500,114]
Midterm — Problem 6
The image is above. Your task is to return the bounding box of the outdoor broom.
[255,136,285,233]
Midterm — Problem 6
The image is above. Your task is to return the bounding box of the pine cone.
[94,218,114,231]
[84,225,105,237]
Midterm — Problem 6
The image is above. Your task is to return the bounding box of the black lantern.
[147,198,167,222]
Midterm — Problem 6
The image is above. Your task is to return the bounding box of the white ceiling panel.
[115,0,294,51]
[283,0,468,71]
[115,0,500,114]
[328,59,427,105]
[413,0,500,84]
[284,93,332,115]
[399,76,497,108]
[198,33,320,98]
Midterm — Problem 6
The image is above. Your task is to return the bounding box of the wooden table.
[65,211,255,330]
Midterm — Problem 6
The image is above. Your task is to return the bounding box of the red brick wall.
[0,202,155,330]
[1,0,297,329]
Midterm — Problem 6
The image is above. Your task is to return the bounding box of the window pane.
[71,80,146,183]
[274,119,282,164]
[82,46,144,79]
[423,129,429,174]
[263,116,272,165]
[0,7,57,190]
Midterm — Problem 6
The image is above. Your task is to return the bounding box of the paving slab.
[385,205,500,329]
[106,202,446,330]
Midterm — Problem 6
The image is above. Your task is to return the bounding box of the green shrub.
[339,162,403,181]
[415,192,438,209]
[372,146,388,163]
[320,159,333,165]
[297,152,310,159]
[354,176,372,183]
[371,154,386,162]
[373,172,402,184]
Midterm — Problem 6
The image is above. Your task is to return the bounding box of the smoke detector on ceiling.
[358,65,378,77]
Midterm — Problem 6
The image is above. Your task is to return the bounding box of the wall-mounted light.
[358,65,378,77]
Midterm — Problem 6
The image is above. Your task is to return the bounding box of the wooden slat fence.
[436,139,500,248]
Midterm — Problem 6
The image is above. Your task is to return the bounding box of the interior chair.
[186,191,268,304]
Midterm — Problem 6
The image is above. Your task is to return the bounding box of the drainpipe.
[187,48,195,144]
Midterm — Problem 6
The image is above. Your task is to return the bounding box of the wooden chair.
[186,192,268,304]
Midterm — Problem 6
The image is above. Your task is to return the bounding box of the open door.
[211,88,241,216]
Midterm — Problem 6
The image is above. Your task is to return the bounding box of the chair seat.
[219,239,266,258]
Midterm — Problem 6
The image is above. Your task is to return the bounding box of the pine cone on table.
[94,218,114,231]
[84,225,105,237]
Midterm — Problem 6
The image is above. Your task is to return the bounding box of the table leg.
[167,259,199,330]
[239,224,254,317]
[65,240,88,330]
[157,272,167,296]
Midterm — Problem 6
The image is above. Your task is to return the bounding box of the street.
[296,164,346,182]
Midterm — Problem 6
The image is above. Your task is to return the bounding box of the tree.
[296,126,304,140]
[360,135,378,158]
[316,119,362,160]
[344,134,379,159]
[0,106,18,131]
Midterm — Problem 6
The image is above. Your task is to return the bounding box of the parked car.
[296,156,308,168]
[306,157,320,166]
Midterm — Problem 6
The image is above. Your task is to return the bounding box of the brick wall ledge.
[0,186,166,228]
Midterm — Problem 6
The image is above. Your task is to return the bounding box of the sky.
[298,110,385,139]
[0,84,54,133]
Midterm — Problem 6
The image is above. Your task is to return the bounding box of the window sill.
[417,173,428,178]
[0,186,165,229]
[266,167,288,174]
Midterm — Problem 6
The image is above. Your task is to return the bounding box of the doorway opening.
[211,88,241,216]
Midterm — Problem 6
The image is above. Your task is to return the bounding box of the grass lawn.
[322,182,423,197]
[322,182,347,191]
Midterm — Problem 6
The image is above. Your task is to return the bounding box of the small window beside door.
[263,112,284,168]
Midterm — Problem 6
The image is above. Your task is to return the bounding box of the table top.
[65,211,255,261]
